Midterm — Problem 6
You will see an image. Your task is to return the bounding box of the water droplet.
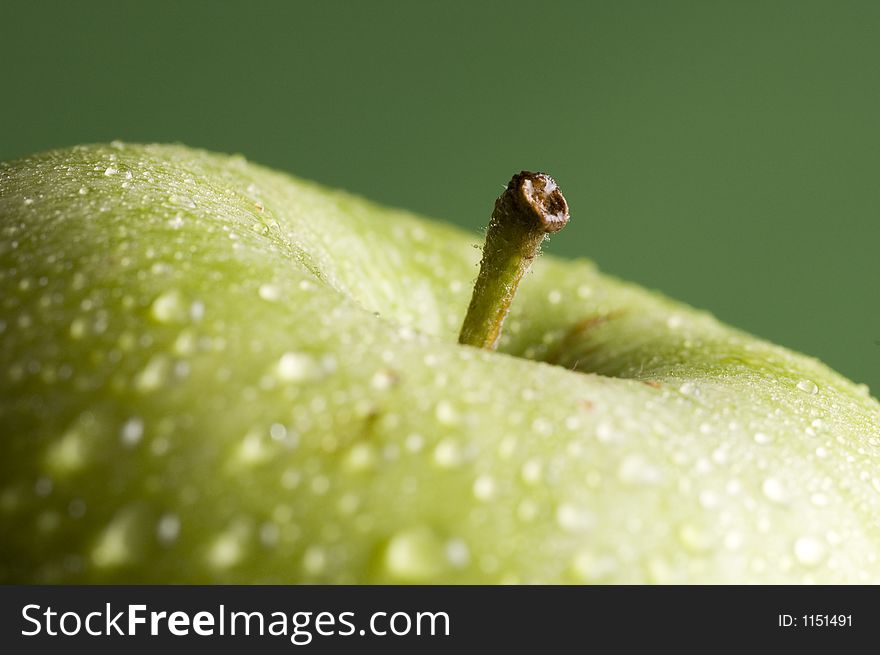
[666,314,684,329]
[723,531,744,550]
[189,300,205,321]
[92,510,139,568]
[796,379,818,395]
[761,477,788,503]
[269,423,287,441]
[516,499,538,522]
[208,527,247,569]
[235,429,271,465]
[310,475,330,495]
[555,503,594,533]
[678,381,699,396]
[68,499,87,518]
[444,539,470,568]
[699,490,720,508]
[531,417,553,436]
[434,401,459,426]
[280,468,301,490]
[576,285,593,299]
[370,368,397,391]
[258,283,281,302]
[337,493,360,516]
[344,443,378,472]
[405,433,424,453]
[276,352,320,383]
[134,355,170,393]
[677,524,713,553]
[34,476,53,497]
[810,492,829,507]
[168,213,184,229]
[547,289,562,304]
[259,522,280,547]
[617,454,662,485]
[150,289,188,324]
[596,421,617,443]
[46,421,91,474]
[157,513,180,545]
[571,550,617,581]
[433,439,461,468]
[104,166,118,176]
[753,432,771,445]
[120,417,144,447]
[382,527,446,582]
[793,536,826,567]
[472,475,496,501]
[520,459,543,485]
[814,446,829,459]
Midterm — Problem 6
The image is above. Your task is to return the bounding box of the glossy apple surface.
[1,144,878,583]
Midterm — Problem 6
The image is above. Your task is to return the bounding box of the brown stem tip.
[501,171,570,234]
[458,171,570,350]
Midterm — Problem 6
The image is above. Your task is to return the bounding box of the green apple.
[1,143,878,584]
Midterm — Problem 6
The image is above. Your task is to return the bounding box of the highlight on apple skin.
[1,143,878,583]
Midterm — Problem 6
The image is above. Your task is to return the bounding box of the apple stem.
[458,171,570,350]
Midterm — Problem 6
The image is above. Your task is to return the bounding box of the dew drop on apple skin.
[370,368,397,391]
[432,439,462,468]
[472,475,496,501]
[753,431,772,445]
[761,477,788,503]
[259,522,280,548]
[119,417,144,448]
[796,379,819,395]
[595,421,619,443]
[445,539,470,569]
[343,442,378,473]
[677,524,714,554]
[517,499,539,522]
[67,499,87,519]
[434,400,459,426]
[570,550,618,582]
[793,536,827,567]
[133,355,171,393]
[207,525,249,570]
[555,503,594,533]
[91,509,141,569]
[617,454,662,485]
[150,290,189,324]
[678,381,699,396]
[380,527,448,582]
[275,351,321,383]
[404,433,424,453]
[298,546,326,576]
[520,458,543,485]
[156,513,180,545]
[34,476,53,497]
[258,283,281,302]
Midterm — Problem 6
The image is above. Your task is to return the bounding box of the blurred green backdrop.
[2,0,877,392]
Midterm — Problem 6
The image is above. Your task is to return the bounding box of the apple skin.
[1,143,879,584]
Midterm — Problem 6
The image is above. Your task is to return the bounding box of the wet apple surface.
[1,143,878,583]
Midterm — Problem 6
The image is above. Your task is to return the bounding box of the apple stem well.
[458,171,570,350]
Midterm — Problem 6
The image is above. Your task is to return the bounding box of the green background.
[2,0,877,392]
